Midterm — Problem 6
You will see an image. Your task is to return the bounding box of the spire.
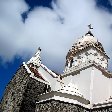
[35,47,41,57]
[27,47,41,68]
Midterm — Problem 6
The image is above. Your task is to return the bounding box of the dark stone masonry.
[36,100,89,112]
[19,77,47,112]
[36,100,112,112]
[0,65,29,112]
[0,65,47,112]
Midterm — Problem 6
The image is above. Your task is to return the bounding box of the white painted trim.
[90,67,94,107]
[23,62,49,85]
[41,64,57,78]
[36,95,112,109]
[108,78,111,98]
[36,95,90,109]
[30,73,49,85]
[23,62,32,74]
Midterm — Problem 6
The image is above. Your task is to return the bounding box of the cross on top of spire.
[85,24,94,36]
[88,24,93,31]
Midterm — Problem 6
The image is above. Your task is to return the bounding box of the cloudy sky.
[0,0,112,99]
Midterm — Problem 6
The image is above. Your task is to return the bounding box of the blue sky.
[0,0,112,100]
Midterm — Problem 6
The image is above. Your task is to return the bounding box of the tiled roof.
[29,67,46,81]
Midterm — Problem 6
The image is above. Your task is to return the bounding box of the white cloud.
[0,0,29,61]
[0,0,112,72]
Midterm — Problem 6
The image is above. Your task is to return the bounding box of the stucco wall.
[63,67,92,100]
[92,67,111,103]
[38,66,57,91]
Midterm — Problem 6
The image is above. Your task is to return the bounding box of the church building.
[0,26,112,112]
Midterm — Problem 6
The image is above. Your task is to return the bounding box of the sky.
[0,0,112,100]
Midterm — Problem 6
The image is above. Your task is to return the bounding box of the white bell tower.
[64,25,109,73]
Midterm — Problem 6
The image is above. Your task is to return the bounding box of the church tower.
[61,25,112,108]
[65,25,108,73]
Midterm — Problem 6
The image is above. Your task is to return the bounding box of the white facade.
[92,67,112,103]
[62,66,112,104]
[26,30,112,109]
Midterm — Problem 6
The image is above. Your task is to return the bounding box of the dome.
[77,35,97,45]
[75,31,97,47]
[65,31,105,66]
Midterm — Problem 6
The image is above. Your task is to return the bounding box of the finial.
[35,47,41,56]
[88,24,93,31]
[38,47,41,51]
[85,24,94,36]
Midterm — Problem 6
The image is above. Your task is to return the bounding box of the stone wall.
[36,100,89,112]
[0,65,30,112]
[19,78,47,112]
[0,103,2,112]
[36,100,112,112]
[0,65,49,112]
[92,106,112,112]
